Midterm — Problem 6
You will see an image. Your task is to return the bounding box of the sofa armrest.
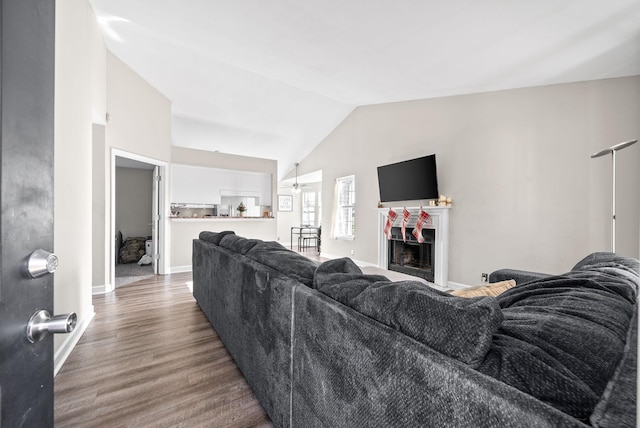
[489,269,551,285]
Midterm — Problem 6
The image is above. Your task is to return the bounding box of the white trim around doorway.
[110,149,169,293]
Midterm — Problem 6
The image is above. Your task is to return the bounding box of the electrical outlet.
[481,273,488,283]
[350,249,355,255]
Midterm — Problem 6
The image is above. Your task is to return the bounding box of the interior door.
[0,1,56,426]
[152,166,160,274]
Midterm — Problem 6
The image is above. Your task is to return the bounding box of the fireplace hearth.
[388,227,435,282]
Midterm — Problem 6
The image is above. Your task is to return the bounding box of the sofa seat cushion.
[245,241,318,287]
[478,256,638,421]
[314,258,503,368]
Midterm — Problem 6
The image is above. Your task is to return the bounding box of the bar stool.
[302,226,321,253]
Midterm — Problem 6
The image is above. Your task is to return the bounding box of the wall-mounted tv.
[377,154,439,203]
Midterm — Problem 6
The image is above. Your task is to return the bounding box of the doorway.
[110,149,167,291]
[115,158,155,286]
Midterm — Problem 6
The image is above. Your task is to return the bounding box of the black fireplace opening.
[388,227,435,282]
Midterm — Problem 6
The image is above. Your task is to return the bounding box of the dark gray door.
[0,1,56,426]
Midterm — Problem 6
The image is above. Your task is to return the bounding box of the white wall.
[92,124,108,287]
[169,146,277,270]
[170,219,277,269]
[106,53,173,160]
[276,182,323,246]
[115,167,153,239]
[91,52,173,290]
[298,76,640,285]
[54,0,106,354]
[91,61,281,283]
[276,186,303,246]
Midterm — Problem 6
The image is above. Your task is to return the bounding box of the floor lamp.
[590,139,638,252]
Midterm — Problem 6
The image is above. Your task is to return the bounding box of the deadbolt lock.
[27,249,58,278]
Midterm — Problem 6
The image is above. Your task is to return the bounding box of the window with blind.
[334,175,355,239]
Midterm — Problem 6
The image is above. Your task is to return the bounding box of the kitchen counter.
[170,216,274,221]
[169,216,277,271]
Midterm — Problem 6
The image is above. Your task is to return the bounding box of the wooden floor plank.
[54,273,272,428]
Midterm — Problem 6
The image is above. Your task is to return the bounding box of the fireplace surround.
[377,206,450,286]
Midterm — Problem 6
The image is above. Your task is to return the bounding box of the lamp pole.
[590,139,637,253]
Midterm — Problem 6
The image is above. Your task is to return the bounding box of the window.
[302,191,321,227]
[333,175,355,239]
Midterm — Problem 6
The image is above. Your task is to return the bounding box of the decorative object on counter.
[278,194,293,212]
[237,202,246,217]
[377,200,383,208]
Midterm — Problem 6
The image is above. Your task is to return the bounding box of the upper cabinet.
[171,164,272,206]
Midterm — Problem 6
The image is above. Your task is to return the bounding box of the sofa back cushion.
[218,233,262,254]
[313,258,503,368]
[478,255,638,421]
[198,231,318,287]
[245,241,318,287]
[199,230,235,245]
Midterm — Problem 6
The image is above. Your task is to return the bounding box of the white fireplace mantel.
[377,206,450,286]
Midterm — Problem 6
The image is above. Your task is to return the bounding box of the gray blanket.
[479,256,639,421]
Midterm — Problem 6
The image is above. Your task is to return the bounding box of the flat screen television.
[377,154,439,202]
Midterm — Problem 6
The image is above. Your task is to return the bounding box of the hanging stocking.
[401,208,411,242]
[412,208,430,243]
[383,208,398,240]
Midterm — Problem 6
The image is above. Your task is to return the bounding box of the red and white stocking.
[383,208,398,240]
[401,208,411,242]
[412,208,430,243]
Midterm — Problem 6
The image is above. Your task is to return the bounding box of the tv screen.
[377,154,439,203]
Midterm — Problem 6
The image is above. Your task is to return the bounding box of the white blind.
[333,175,355,239]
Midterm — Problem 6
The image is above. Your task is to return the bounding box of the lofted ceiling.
[89,0,640,178]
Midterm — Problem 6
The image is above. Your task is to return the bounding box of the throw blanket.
[478,255,639,421]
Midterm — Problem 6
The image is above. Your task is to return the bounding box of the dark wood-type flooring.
[54,273,272,428]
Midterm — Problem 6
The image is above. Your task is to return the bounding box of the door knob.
[26,310,77,343]
[27,249,58,278]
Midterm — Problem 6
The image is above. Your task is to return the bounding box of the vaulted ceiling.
[90,0,640,178]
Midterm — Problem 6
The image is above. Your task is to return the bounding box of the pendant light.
[291,163,302,194]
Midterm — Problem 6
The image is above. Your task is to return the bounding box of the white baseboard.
[54,306,95,377]
[319,251,342,261]
[170,265,192,274]
[92,283,112,295]
[318,252,378,268]
[352,258,378,268]
[447,281,470,290]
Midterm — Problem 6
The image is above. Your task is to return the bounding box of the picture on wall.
[278,194,293,212]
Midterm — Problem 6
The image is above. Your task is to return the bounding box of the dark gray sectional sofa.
[192,231,638,427]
